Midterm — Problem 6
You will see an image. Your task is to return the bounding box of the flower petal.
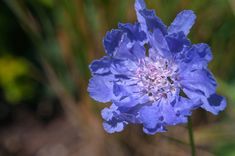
[149,29,171,58]
[135,0,167,35]
[89,56,112,75]
[101,106,116,121]
[135,0,146,11]
[143,124,166,135]
[180,69,217,98]
[103,122,125,133]
[118,23,147,43]
[173,96,200,116]
[201,94,227,115]
[166,31,191,53]
[103,29,123,56]
[113,34,133,59]
[177,43,213,72]
[139,104,161,129]
[87,76,113,103]
[101,104,133,133]
[193,43,212,62]
[113,36,146,61]
[168,10,196,35]
[139,101,187,135]
[130,42,146,60]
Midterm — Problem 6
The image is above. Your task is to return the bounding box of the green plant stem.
[188,117,196,156]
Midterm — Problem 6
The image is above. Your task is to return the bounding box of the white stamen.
[135,57,178,101]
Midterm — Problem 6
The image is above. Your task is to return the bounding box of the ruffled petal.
[135,0,148,32]
[103,29,123,56]
[139,104,161,130]
[114,96,140,108]
[143,124,166,135]
[87,76,113,103]
[173,96,200,116]
[135,0,146,11]
[118,23,147,43]
[101,106,117,121]
[201,94,227,115]
[110,59,136,77]
[129,42,146,60]
[168,10,196,35]
[149,29,171,58]
[180,69,217,98]
[103,122,125,133]
[113,35,146,61]
[139,100,187,135]
[193,43,212,62]
[101,105,125,133]
[165,31,191,53]
[89,56,112,75]
[135,0,167,35]
[161,97,189,125]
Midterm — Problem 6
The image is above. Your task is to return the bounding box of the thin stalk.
[188,117,196,156]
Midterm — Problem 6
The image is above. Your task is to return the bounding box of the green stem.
[188,117,196,156]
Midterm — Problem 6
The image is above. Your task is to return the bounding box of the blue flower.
[88,0,226,134]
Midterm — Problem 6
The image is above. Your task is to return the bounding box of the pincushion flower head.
[88,0,226,134]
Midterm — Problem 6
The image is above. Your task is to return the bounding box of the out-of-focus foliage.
[0,0,234,155]
[37,0,54,7]
[0,55,34,103]
[215,142,235,156]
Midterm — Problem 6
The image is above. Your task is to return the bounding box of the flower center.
[135,57,178,101]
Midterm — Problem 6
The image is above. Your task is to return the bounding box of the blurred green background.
[0,0,234,155]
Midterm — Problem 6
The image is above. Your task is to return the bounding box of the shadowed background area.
[0,0,234,155]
